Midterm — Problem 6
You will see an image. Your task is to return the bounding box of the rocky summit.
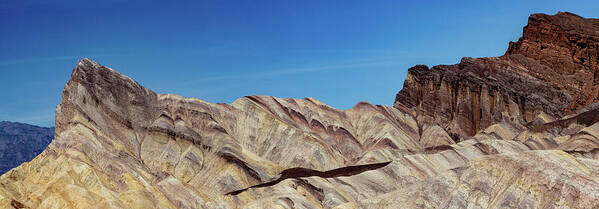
[1,12,599,209]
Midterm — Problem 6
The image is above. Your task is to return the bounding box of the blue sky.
[1,0,599,127]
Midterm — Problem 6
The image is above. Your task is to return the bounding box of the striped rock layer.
[1,12,599,209]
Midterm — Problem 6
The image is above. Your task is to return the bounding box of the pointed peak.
[69,58,142,90]
[74,58,104,74]
[71,58,103,80]
[77,58,97,65]
[56,59,157,133]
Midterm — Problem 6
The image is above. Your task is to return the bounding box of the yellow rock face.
[0,58,598,209]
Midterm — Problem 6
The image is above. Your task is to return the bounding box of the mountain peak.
[506,12,599,61]
[395,12,599,137]
[76,57,98,67]
[56,58,158,136]
[505,12,599,112]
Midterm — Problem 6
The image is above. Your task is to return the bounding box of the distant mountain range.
[0,121,53,174]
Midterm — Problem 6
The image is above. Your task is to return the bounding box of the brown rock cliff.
[395,12,599,138]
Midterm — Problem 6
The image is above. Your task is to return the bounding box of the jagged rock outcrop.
[0,122,54,174]
[395,12,599,139]
[395,58,571,138]
[507,12,599,112]
[1,12,599,209]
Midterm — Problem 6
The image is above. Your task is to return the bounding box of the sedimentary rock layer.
[1,12,599,209]
[395,12,599,138]
[507,12,599,112]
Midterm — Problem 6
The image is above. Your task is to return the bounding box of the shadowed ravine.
[226,161,392,195]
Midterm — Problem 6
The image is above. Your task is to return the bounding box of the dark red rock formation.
[507,12,599,112]
[395,12,599,138]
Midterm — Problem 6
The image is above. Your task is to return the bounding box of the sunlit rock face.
[1,12,599,209]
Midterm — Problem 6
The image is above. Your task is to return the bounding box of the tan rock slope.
[1,12,599,209]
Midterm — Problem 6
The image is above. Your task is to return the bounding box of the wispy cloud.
[290,49,407,56]
[0,54,164,67]
[182,55,400,85]
[0,51,402,126]
[0,56,80,66]
[2,108,56,127]
[0,46,233,67]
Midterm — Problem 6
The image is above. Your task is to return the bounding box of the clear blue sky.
[1,0,598,127]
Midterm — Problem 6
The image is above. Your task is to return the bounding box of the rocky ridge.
[0,12,598,209]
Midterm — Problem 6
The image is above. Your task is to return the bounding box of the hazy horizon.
[2,0,599,127]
